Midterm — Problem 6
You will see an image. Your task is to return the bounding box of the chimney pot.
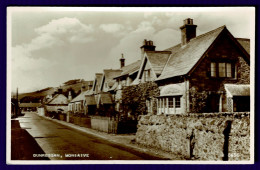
[143,39,147,45]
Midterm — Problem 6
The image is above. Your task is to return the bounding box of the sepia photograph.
[6,7,255,164]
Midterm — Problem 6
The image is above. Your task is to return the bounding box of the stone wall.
[135,112,250,161]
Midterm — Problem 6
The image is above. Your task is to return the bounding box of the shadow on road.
[11,119,49,160]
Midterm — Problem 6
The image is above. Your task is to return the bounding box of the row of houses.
[19,18,251,116]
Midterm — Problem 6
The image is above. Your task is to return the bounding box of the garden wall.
[135,112,250,161]
[90,116,137,134]
[90,116,118,133]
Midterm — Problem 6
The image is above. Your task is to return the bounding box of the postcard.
[6,7,255,164]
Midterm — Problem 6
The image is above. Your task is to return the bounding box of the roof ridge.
[104,69,122,71]
[146,51,172,54]
[46,94,59,104]
[191,25,226,41]
[120,59,141,71]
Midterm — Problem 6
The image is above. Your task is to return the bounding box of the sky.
[8,7,255,93]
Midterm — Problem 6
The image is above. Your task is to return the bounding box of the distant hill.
[16,79,92,103]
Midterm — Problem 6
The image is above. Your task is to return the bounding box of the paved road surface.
[17,112,163,160]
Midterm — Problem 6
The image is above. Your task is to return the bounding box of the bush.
[189,87,209,113]
[121,82,159,119]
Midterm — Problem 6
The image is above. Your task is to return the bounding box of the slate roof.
[225,84,250,96]
[86,80,94,86]
[145,51,171,75]
[100,93,113,104]
[19,103,41,108]
[70,90,92,103]
[85,96,96,105]
[236,38,250,54]
[45,94,68,105]
[114,60,142,78]
[157,25,226,81]
[103,69,122,88]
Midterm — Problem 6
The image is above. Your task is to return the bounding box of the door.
[207,94,220,112]
[233,96,250,112]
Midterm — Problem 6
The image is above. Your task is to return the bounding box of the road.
[16,112,163,160]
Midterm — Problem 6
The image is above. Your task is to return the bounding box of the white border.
[6,7,255,165]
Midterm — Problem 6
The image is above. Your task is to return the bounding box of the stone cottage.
[68,81,93,114]
[45,90,69,113]
[135,18,250,114]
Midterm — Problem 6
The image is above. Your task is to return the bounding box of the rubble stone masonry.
[135,112,250,161]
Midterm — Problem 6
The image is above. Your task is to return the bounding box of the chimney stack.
[68,91,72,101]
[88,81,93,90]
[58,88,63,94]
[140,39,156,59]
[81,83,86,93]
[180,18,197,46]
[120,53,125,68]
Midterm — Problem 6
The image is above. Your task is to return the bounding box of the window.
[226,63,232,77]
[211,62,217,77]
[219,63,226,77]
[175,96,181,108]
[168,98,173,108]
[77,104,79,111]
[210,62,235,78]
[158,96,181,110]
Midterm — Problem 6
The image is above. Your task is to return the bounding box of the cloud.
[99,23,124,33]
[152,28,180,50]
[12,46,54,71]
[133,21,155,33]
[151,16,162,26]
[11,17,96,92]
[35,17,93,34]
[28,17,94,51]
[11,45,55,92]
[106,21,157,68]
